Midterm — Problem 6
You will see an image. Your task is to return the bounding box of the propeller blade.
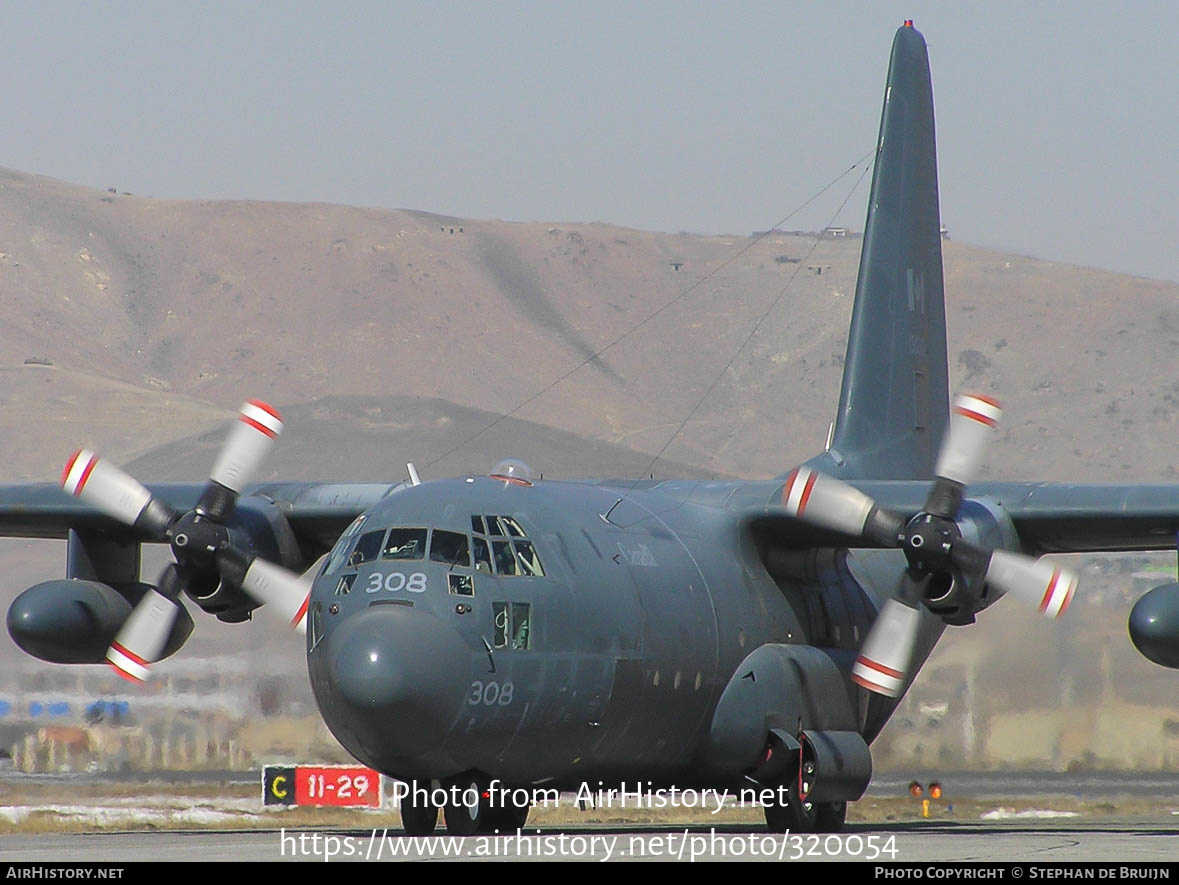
[208,400,284,494]
[217,549,308,634]
[923,394,1002,519]
[984,550,1077,618]
[242,560,309,634]
[61,449,174,536]
[936,393,1002,478]
[105,576,183,683]
[782,466,875,535]
[851,596,922,698]
[781,466,903,545]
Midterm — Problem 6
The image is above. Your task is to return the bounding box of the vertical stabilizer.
[808,24,949,481]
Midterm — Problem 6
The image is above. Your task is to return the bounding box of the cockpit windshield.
[322,515,545,578]
[322,515,367,574]
[430,530,470,568]
[383,528,427,560]
[349,530,385,567]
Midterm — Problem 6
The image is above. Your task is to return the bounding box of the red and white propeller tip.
[781,466,875,536]
[934,394,1002,487]
[851,598,921,697]
[61,449,154,527]
[105,589,179,683]
[985,551,1077,619]
[209,400,283,493]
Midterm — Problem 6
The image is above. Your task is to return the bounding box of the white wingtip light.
[105,589,179,683]
[985,551,1078,619]
[781,466,875,536]
[61,449,154,526]
[209,400,284,493]
[851,598,921,697]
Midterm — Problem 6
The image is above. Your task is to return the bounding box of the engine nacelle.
[183,496,304,623]
[921,572,985,626]
[7,579,193,664]
[1130,583,1179,668]
[921,497,1021,626]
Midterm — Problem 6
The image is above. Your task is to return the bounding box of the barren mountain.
[3,166,1176,486]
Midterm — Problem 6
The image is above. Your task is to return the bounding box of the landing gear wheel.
[399,781,439,836]
[764,793,848,833]
[815,801,847,833]
[485,800,530,834]
[442,774,489,835]
[764,783,816,833]
[765,761,847,834]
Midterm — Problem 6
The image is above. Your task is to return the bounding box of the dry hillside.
[2,166,1176,485]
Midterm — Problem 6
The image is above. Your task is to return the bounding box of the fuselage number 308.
[366,572,427,594]
[468,680,514,706]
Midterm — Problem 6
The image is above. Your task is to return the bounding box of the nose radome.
[325,605,471,756]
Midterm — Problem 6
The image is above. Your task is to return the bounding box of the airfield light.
[908,780,924,797]
[930,782,943,799]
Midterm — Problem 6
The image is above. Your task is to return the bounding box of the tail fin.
[808,23,949,481]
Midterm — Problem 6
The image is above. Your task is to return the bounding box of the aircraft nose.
[322,605,471,758]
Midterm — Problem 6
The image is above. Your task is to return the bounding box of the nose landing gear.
[763,761,848,833]
[399,780,439,836]
[439,773,531,836]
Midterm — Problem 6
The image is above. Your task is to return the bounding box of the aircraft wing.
[966,482,1179,554]
[863,480,1179,554]
[0,481,401,555]
[740,479,1179,555]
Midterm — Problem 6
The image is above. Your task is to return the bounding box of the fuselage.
[306,474,929,790]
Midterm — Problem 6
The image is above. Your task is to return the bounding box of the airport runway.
[4,821,1179,862]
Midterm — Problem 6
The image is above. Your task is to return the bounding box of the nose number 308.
[366,572,428,593]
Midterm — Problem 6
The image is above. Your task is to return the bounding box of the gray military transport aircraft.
[6,22,1179,836]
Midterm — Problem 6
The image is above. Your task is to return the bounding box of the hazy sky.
[1,1,1175,282]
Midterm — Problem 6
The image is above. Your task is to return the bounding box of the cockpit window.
[472,537,493,574]
[349,529,386,567]
[492,540,521,576]
[493,602,532,650]
[500,516,526,538]
[514,540,545,577]
[511,604,531,650]
[470,514,546,578]
[383,528,427,561]
[323,514,367,574]
[430,530,470,568]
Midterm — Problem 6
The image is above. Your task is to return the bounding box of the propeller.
[61,400,308,682]
[782,394,1078,698]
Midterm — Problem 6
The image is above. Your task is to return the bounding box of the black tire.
[400,799,439,836]
[485,800,530,834]
[764,785,816,832]
[763,798,795,833]
[442,774,489,836]
[764,766,841,834]
[815,801,847,833]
